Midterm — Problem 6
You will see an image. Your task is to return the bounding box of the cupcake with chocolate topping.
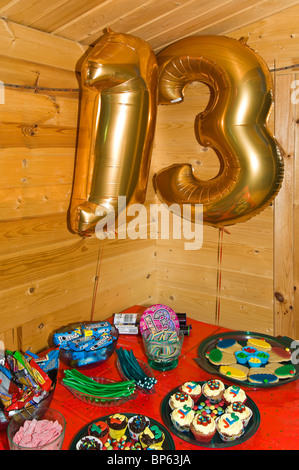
[76,435,103,450]
[202,379,225,403]
[128,415,150,441]
[88,420,109,444]
[139,425,165,449]
[169,391,194,410]
[106,413,128,440]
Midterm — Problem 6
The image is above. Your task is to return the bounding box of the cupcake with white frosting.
[170,405,195,433]
[202,379,225,403]
[179,381,202,403]
[169,391,194,410]
[190,414,216,442]
[223,385,247,405]
[226,402,252,427]
[216,412,245,442]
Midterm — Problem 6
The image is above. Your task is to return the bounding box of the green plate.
[69,412,175,450]
[161,382,260,448]
[195,331,299,389]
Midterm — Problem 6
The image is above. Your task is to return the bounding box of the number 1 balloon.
[69,29,158,236]
[153,35,284,227]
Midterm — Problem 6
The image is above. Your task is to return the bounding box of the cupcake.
[170,405,195,433]
[190,414,216,443]
[202,380,225,403]
[88,420,109,444]
[216,412,245,442]
[128,415,150,441]
[169,391,194,410]
[226,402,253,427]
[179,381,202,403]
[106,413,128,440]
[139,425,165,449]
[76,435,103,450]
[223,385,247,405]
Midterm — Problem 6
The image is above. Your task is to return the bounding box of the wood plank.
[0,122,77,149]
[0,184,72,218]
[215,297,274,334]
[0,54,79,89]
[0,88,79,127]
[0,214,76,256]
[0,245,155,332]
[155,284,273,333]
[144,0,299,51]
[273,74,295,337]
[0,150,75,189]
[0,18,88,70]
[0,235,155,290]
[50,0,154,41]
[228,4,299,67]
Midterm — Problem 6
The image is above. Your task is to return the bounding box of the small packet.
[35,349,59,372]
[52,328,82,349]
[29,359,52,392]
[68,335,97,352]
[82,321,111,338]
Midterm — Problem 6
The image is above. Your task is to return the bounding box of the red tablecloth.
[1,305,298,450]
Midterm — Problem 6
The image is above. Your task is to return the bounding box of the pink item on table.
[139,304,180,334]
[13,418,62,449]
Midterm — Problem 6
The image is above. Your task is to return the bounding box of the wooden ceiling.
[0,0,299,52]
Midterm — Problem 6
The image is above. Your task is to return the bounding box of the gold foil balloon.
[69,29,158,236]
[154,35,284,227]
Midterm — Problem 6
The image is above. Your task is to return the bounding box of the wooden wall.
[0,5,298,354]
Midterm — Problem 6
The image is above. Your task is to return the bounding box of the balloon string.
[90,240,105,322]
[215,227,230,325]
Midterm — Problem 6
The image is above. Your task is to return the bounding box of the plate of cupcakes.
[195,331,298,388]
[161,380,260,448]
[70,412,175,450]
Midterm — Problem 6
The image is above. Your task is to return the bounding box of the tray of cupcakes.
[70,412,175,450]
[160,380,260,448]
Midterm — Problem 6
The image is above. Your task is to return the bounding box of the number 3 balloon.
[153,35,284,227]
[69,29,158,236]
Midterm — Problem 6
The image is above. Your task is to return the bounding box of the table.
[1,305,298,451]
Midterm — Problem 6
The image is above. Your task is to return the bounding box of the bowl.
[0,368,58,432]
[63,376,138,406]
[142,329,184,371]
[58,325,119,369]
[7,408,66,450]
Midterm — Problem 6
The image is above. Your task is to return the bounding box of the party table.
[0,305,298,451]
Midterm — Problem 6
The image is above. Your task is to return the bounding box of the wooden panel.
[273,74,296,337]
[1,0,298,55]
